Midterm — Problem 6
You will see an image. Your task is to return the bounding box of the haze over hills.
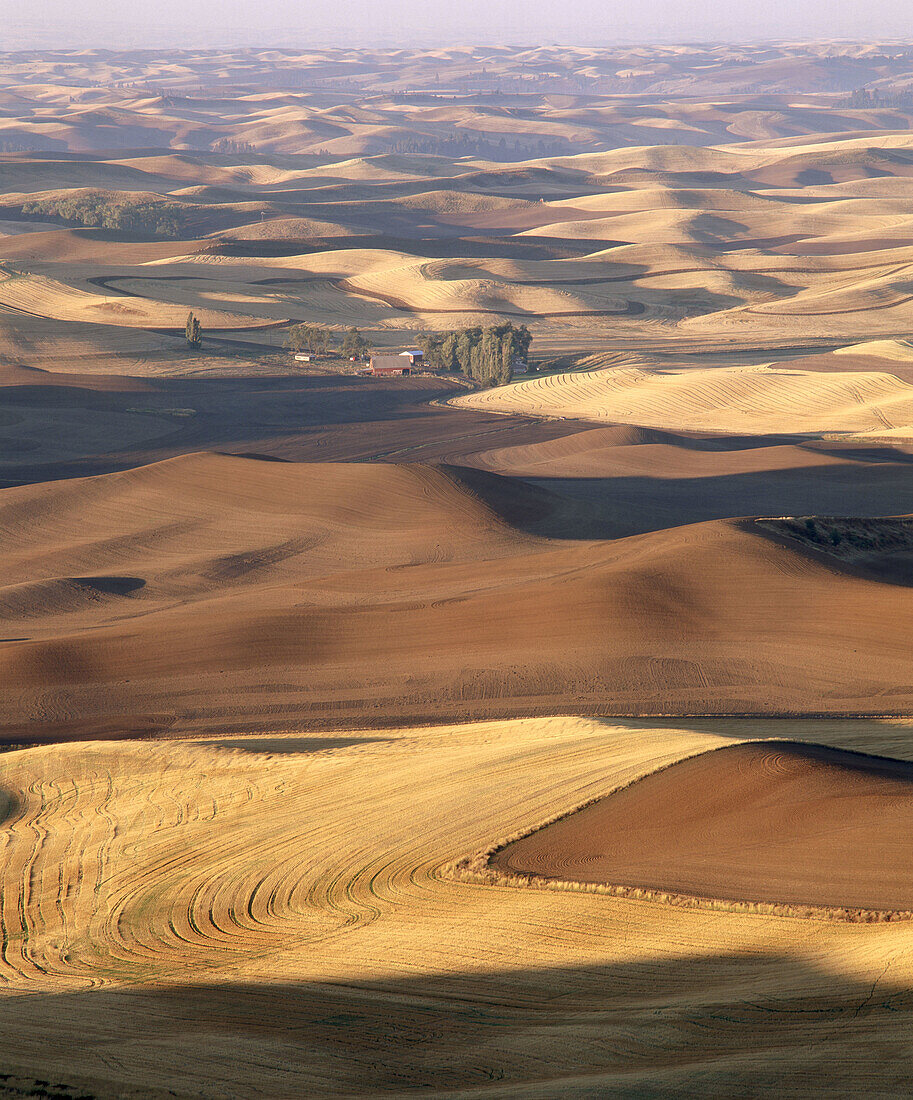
[4,39,913,1100]
[9,42,913,97]
[8,43,913,160]
[9,51,913,369]
[14,133,913,364]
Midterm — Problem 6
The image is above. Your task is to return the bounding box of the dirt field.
[490,739,913,913]
[0,368,582,486]
[2,353,913,741]
[3,440,913,743]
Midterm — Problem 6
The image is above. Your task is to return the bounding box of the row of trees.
[386,134,570,161]
[842,87,913,109]
[416,322,532,386]
[285,324,371,358]
[21,192,188,238]
[211,138,255,154]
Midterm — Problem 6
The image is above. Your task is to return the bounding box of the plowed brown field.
[4,449,913,744]
[491,740,913,913]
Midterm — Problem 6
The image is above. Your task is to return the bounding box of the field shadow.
[607,715,913,747]
[0,788,19,827]
[0,951,910,1095]
[527,461,913,539]
[0,372,584,486]
[191,735,391,755]
[72,576,145,596]
[4,372,913,555]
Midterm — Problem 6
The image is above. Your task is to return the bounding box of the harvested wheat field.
[18,79,913,357]
[453,361,913,441]
[3,718,913,1096]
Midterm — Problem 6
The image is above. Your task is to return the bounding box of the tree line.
[842,87,913,108]
[283,321,531,386]
[387,133,570,161]
[21,192,188,238]
[286,324,371,358]
[416,323,531,386]
[211,138,255,154]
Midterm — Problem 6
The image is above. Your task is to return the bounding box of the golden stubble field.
[3,716,913,1097]
[451,347,913,441]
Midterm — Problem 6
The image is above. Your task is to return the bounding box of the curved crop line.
[444,739,913,923]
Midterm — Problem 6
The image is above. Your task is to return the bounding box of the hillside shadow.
[609,715,913,749]
[0,369,602,486]
[211,232,601,260]
[0,373,471,486]
[4,372,913,551]
[1,951,910,1095]
[72,576,145,596]
[526,463,913,540]
[191,735,391,755]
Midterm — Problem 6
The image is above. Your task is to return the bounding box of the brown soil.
[491,740,913,913]
[0,370,584,486]
[9,46,913,1098]
[4,366,913,742]
[3,449,913,743]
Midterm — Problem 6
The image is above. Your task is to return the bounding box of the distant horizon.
[8,35,913,52]
[3,0,912,53]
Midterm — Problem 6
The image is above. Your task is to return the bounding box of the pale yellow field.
[453,362,913,440]
[2,716,913,1096]
[0,269,275,331]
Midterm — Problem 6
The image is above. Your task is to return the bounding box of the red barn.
[368,354,413,376]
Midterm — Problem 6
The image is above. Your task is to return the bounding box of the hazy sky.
[3,0,913,49]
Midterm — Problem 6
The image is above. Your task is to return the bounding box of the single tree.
[456,327,480,374]
[185,311,202,348]
[441,332,460,372]
[342,327,370,359]
[285,322,310,353]
[318,326,335,356]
